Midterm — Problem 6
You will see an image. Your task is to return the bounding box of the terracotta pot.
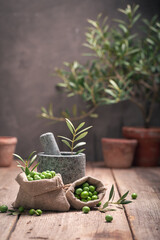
[122,127,160,167]
[0,137,18,167]
[101,138,137,168]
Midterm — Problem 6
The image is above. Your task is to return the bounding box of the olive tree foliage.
[41,5,160,128]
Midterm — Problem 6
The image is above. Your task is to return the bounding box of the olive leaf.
[73,142,86,150]
[58,136,72,142]
[109,184,114,201]
[120,200,132,205]
[27,151,36,161]
[28,154,37,168]
[75,132,88,141]
[99,208,116,213]
[31,162,40,172]
[117,191,129,204]
[76,126,92,136]
[62,139,71,148]
[75,149,85,154]
[66,118,75,133]
[76,122,85,131]
[13,154,25,165]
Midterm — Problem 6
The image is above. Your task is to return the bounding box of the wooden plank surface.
[113,168,160,240]
[0,165,19,240]
[7,163,132,240]
[1,162,159,240]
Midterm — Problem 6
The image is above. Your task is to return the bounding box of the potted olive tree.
[40,5,160,167]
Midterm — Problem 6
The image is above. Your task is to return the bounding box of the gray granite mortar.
[37,152,86,184]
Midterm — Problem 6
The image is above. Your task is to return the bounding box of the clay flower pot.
[0,136,18,167]
[122,127,160,167]
[101,138,137,168]
[37,152,86,184]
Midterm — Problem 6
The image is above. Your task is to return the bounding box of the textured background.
[0,0,160,161]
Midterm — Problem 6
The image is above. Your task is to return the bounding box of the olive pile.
[27,170,56,181]
[74,182,99,202]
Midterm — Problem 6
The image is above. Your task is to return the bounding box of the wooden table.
[0,162,160,240]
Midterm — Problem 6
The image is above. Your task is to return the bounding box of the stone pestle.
[40,132,61,155]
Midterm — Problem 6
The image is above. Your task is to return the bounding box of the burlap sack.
[66,176,106,210]
[12,172,70,211]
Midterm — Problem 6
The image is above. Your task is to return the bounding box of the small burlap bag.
[66,176,106,210]
[12,172,70,211]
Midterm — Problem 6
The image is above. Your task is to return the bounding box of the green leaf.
[61,111,70,118]
[109,80,120,91]
[67,93,75,97]
[117,191,129,203]
[109,184,114,201]
[28,155,37,168]
[87,19,98,28]
[41,107,48,114]
[99,208,116,213]
[8,209,15,212]
[90,113,98,118]
[127,48,140,55]
[17,165,25,172]
[73,142,86,149]
[57,83,67,87]
[146,38,154,45]
[76,149,85,154]
[16,160,23,167]
[31,162,40,172]
[119,24,128,33]
[48,103,53,116]
[25,167,30,176]
[62,139,71,149]
[75,132,88,141]
[132,13,141,26]
[72,104,77,117]
[12,212,19,216]
[76,122,85,132]
[102,201,108,209]
[105,89,117,98]
[65,118,75,134]
[13,154,25,165]
[76,126,92,136]
[121,200,132,204]
[27,151,36,161]
[58,136,72,142]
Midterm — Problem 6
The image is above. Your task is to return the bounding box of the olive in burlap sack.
[66,176,106,210]
[12,172,70,211]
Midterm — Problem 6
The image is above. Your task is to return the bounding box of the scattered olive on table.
[29,208,43,216]
[82,206,90,214]
[0,205,8,213]
[18,206,25,213]
[105,215,113,222]
[131,193,138,199]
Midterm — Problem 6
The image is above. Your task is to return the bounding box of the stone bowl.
[37,152,86,184]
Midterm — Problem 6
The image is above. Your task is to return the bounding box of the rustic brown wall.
[0,0,160,161]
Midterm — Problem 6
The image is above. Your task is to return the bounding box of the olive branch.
[98,184,132,212]
[13,151,39,176]
[58,118,92,154]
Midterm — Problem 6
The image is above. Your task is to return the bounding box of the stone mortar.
[37,152,86,184]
